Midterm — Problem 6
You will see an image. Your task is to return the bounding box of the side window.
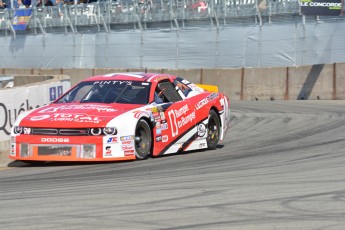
[173,78,192,97]
[154,80,182,103]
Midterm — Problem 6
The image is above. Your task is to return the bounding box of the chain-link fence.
[0,0,302,35]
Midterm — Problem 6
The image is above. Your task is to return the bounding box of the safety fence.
[0,0,301,35]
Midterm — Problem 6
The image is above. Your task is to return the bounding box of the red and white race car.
[10,73,230,162]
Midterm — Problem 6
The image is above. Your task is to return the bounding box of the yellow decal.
[151,107,159,113]
[196,84,218,92]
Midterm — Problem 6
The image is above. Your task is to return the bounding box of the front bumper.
[10,135,136,162]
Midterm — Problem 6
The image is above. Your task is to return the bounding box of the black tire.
[134,120,152,160]
[207,110,221,150]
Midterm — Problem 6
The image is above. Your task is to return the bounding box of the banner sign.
[12,9,32,31]
[300,0,343,16]
[0,81,70,141]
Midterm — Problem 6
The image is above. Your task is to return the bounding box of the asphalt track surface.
[1,101,345,230]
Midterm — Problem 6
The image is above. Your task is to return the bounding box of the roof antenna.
[145,67,148,73]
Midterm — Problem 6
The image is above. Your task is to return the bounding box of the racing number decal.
[168,110,178,137]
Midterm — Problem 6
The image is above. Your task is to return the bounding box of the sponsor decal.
[208,93,218,100]
[177,112,195,129]
[167,104,196,138]
[161,123,168,130]
[105,146,112,155]
[38,105,114,113]
[24,128,31,134]
[162,135,168,142]
[30,114,50,121]
[182,80,190,84]
[41,137,70,143]
[199,143,206,148]
[174,104,189,118]
[156,136,162,142]
[96,107,117,112]
[156,128,162,135]
[156,122,161,129]
[197,124,206,137]
[10,143,16,156]
[122,145,134,151]
[103,146,115,158]
[124,150,135,156]
[30,113,102,123]
[121,140,133,145]
[107,137,118,143]
[151,107,159,113]
[120,135,134,141]
[195,93,218,110]
[160,112,165,120]
[132,110,150,119]
[195,98,209,110]
[93,80,133,85]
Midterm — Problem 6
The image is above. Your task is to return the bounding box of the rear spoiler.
[196,84,218,93]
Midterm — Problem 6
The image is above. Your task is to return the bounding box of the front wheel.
[207,110,221,150]
[134,120,152,160]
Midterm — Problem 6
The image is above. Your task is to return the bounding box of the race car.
[9,72,231,162]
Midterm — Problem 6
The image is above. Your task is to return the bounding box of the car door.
[151,79,196,156]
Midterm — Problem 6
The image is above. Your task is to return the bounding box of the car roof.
[83,72,176,82]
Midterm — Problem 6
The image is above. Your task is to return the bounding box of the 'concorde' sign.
[300,0,343,16]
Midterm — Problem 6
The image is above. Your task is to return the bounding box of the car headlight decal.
[103,127,117,135]
[90,128,102,136]
[13,126,23,134]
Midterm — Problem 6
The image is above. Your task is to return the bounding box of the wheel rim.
[207,116,219,145]
[135,125,150,157]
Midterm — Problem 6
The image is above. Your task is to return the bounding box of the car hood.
[18,102,144,128]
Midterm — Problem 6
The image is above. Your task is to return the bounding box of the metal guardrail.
[0,0,303,35]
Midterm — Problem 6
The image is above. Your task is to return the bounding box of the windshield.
[56,80,151,104]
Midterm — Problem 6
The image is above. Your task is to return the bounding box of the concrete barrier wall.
[201,68,242,101]
[243,67,287,101]
[1,63,345,101]
[288,64,335,100]
[3,68,33,75]
[336,63,345,100]
[14,76,54,87]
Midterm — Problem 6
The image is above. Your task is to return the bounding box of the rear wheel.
[134,120,152,160]
[207,110,220,150]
